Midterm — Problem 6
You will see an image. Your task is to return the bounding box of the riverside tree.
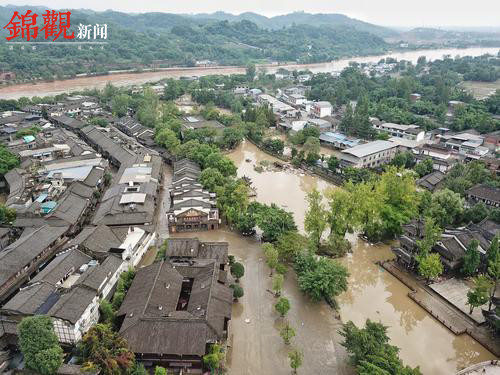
[288,349,303,374]
[467,275,493,314]
[295,253,349,303]
[280,322,296,345]
[230,284,244,301]
[304,189,328,253]
[417,253,443,283]
[263,243,279,275]
[272,274,284,297]
[230,262,245,282]
[487,236,500,308]
[340,319,422,375]
[275,297,291,317]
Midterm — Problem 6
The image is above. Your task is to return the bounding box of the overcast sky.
[2,0,500,27]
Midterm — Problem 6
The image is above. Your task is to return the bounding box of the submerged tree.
[467,275,493,314]
[275,297,291,317]
[280,322,296,345]
[272,274,284,297]
[340,319,422,375]
[304,189,328,253]
[288,349,303,374]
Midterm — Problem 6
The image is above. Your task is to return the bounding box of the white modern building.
[373,122,425,142]
[339,140,398,168]
[311,101,333,118]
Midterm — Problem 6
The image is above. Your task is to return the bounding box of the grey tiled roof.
[0,225,68,286]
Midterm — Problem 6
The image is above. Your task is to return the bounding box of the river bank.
[1,47,498,100]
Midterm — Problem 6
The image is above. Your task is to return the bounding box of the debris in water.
[245,318,251,324]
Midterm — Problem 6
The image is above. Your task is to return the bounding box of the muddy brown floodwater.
[225,140,496,374]
[1,47,498,100]
[141,139,496,374]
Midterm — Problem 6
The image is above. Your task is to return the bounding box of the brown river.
[1,47,498,100]
[141,140,496,375]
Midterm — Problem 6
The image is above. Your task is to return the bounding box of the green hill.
[0,6,390,80]
[188,11,399,38]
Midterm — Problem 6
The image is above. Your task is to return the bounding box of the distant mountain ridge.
[0,5,391,79]
[186,11,399,38]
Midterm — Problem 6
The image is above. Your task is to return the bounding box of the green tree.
[19,316,63,375]
[0,145,20,175]
[416,217,442,256]
[78,324,135,375]
[463,202,489,224]
[221,126,244,149]
[272,274,284,297]
[203,343,225,372]
[275,297,291,317]
[246,63,256,81]
[199,167,226,192]
[230,262,245,282]
[34,347,64,375]
[280,322,296,345]
[417,253,443,283]
[230,284,244,301]
[467,275,493,314]
[414,158,433,177]
[235,211,256,235]
[155,128,180,153]
[304,189,328,252]
[262,138,285,154]
[487,236,500,309]
[163,79,182,100]
[339,103,354,134]
[327,155,339,172]
[111,93,130,117]
[427,188,464,228]
[99,300,115,325]
[462,239,481,277]
[303,136,320,156]
[0,204,16,224]
[275,231,308,262]
[154,366,167,375]
[263,242,279,275]
[251,203,297,242]
[296,255,349,302]
[340,320,422,375]
[288,349,303,374]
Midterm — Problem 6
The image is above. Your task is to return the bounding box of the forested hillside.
[187,11,399,38]
[0,6,389,80]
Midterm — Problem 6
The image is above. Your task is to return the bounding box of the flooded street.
[1,47,498,100]
[224,140,496,374]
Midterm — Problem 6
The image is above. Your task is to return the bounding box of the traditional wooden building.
[116,239,232,373]
[167,160,219,233]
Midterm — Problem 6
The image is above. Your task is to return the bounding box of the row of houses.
[0,103,159,357]
[392,218,499,272]
[0,224,154,347]
[167,160,220,233]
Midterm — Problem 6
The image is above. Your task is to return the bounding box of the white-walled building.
[373,122,425,142]
[339,140,398,168]
[311,101,333,118]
